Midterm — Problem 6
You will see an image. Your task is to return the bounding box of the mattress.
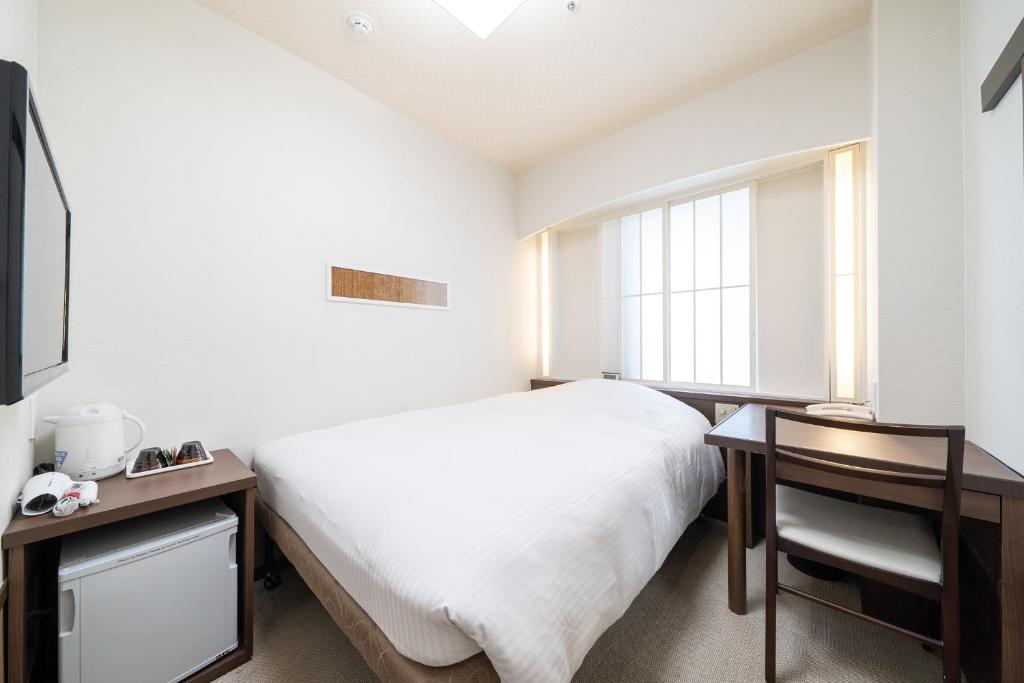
[254,379,725,683]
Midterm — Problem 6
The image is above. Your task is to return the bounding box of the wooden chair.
[764,407,964,682]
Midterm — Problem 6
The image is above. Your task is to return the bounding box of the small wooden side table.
[3,449,256,683]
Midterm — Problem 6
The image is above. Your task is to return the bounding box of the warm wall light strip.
[829,145,862,401]
[540,231,551,377]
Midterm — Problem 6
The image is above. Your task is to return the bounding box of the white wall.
[31,0,534,467]
[13,1,1019,511]
[516,27,870,239]
[0,0,37,76]
[872,0,965,425]
[0,0,39,585]
[962,0,1024,474]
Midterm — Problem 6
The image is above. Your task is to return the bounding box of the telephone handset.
[806,402,875,420]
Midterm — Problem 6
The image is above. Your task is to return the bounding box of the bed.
[254,379,725,683]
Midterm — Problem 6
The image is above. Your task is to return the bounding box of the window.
[544,148,866,400]
[828,145,863,401]
[601,187,753,388]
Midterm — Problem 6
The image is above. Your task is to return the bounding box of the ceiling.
[197,0,870,171]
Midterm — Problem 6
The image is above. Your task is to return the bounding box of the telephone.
[806,402,875,420]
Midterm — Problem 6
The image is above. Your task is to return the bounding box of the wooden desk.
[2,449,256,683]
[705,404,1024,682]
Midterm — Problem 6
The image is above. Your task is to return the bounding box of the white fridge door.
[58,579,81,683]
[75,527,238,683]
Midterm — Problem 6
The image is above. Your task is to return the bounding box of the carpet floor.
[216,520,952,682]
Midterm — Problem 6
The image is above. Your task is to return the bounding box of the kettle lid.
[48,403,123,426]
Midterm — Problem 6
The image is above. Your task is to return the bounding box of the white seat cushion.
[776,486,941,584]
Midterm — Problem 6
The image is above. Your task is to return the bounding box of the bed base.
[262,526,284,590]
[255,492,500,683]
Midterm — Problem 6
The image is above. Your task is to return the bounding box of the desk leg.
[241,487,255,657]
[727,448,747,615]
[6,545,26,683]
[745,451,755,549]
[1003,496,1024,682]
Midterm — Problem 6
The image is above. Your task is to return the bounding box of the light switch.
[28,395,37,440]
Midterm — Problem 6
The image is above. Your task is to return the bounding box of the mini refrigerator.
[58,499,239,683]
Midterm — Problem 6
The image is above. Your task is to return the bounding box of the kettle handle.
[122,412,146,453]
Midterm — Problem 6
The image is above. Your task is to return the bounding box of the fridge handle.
[228,529,238,571]
[59,583,78,637]
[58,582,81,683]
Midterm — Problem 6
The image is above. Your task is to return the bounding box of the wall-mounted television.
[0,60,71,405]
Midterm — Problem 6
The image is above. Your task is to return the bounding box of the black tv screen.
[1,60,70,405]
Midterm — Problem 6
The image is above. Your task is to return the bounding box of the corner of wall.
[872,0,966,425]
[0,0,40,587]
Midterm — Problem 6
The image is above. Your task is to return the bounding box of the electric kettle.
[42,404,146,480]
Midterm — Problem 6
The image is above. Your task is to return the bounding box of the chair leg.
[942,592,960,682]
[765,545,777,682]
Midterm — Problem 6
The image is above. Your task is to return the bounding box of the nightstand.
[2,449,256,683]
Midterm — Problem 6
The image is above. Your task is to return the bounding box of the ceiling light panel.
[432,0,529,39]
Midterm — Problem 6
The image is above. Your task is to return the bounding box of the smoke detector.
[346,13,375,38]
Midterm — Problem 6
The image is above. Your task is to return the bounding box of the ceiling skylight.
[432,0,530,40]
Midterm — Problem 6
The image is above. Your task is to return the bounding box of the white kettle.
[42,404,146,481]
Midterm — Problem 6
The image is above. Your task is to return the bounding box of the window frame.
[602,180,757,392]
[662,182,757,392]
[602,210,662,382]
[552,151,869,401]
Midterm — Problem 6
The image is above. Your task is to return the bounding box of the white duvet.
[254,379,724,682]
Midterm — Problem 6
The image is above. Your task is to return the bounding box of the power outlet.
[28,395,37,441]
[715,403,739,424]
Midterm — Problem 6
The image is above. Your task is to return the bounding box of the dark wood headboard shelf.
[530,377,813,426]
[530,378,816,544]
[530,377,1024,491]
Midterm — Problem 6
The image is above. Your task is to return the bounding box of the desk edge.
[2,471,256,549]
[704,433,1024,499]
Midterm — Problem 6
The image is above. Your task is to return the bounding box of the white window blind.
[601,187,753,388]
[755,164,828,398]
[549,152,864,399]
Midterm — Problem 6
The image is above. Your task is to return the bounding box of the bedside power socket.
[714,403,740,424]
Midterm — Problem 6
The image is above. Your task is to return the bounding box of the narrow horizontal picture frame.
[325,263,449,310]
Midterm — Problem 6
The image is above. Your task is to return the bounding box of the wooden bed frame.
[256,493,500,682]
[255,379,813,682]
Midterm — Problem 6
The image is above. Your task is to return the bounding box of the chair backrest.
[765,407,965,584]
